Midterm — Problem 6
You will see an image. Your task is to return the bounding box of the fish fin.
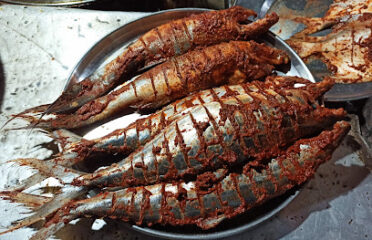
[0,115,24,132]
[0,187,85,237]
[5,158,83,193]
[241,12,278,37]
[306,77,335,100]
[0,158,87,236]
[4,159,54,192]
[3,106,59,131]
[2,104,50,129]
[28,214,72,240]
[0,191,51,209]
[9,158,83,183]
[45,76,95,114]
[266,75,311,85]
[196,214,226,229]
[52,129,83,151]
[50,129,95,167]
[5,173,49,192]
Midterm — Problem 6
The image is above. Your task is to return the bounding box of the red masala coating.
[47,7,278,114]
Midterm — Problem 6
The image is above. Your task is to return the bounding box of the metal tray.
[74,8,313,239]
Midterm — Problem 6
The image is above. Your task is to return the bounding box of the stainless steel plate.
[76,8,312,239]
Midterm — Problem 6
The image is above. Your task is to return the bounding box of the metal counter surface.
[0,4,371,240]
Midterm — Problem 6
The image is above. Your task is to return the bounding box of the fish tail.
[0,187,85,237]
[1,105,47,131]
[0,191,51,209]
[0,159,86,237]
[52,129,83,151]
[4,158,84,194]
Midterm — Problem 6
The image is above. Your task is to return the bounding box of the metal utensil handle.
[258,0,276,18]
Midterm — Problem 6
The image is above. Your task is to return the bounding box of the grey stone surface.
[0,4,371,240]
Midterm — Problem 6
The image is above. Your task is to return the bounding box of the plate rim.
[0,0,97,6]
